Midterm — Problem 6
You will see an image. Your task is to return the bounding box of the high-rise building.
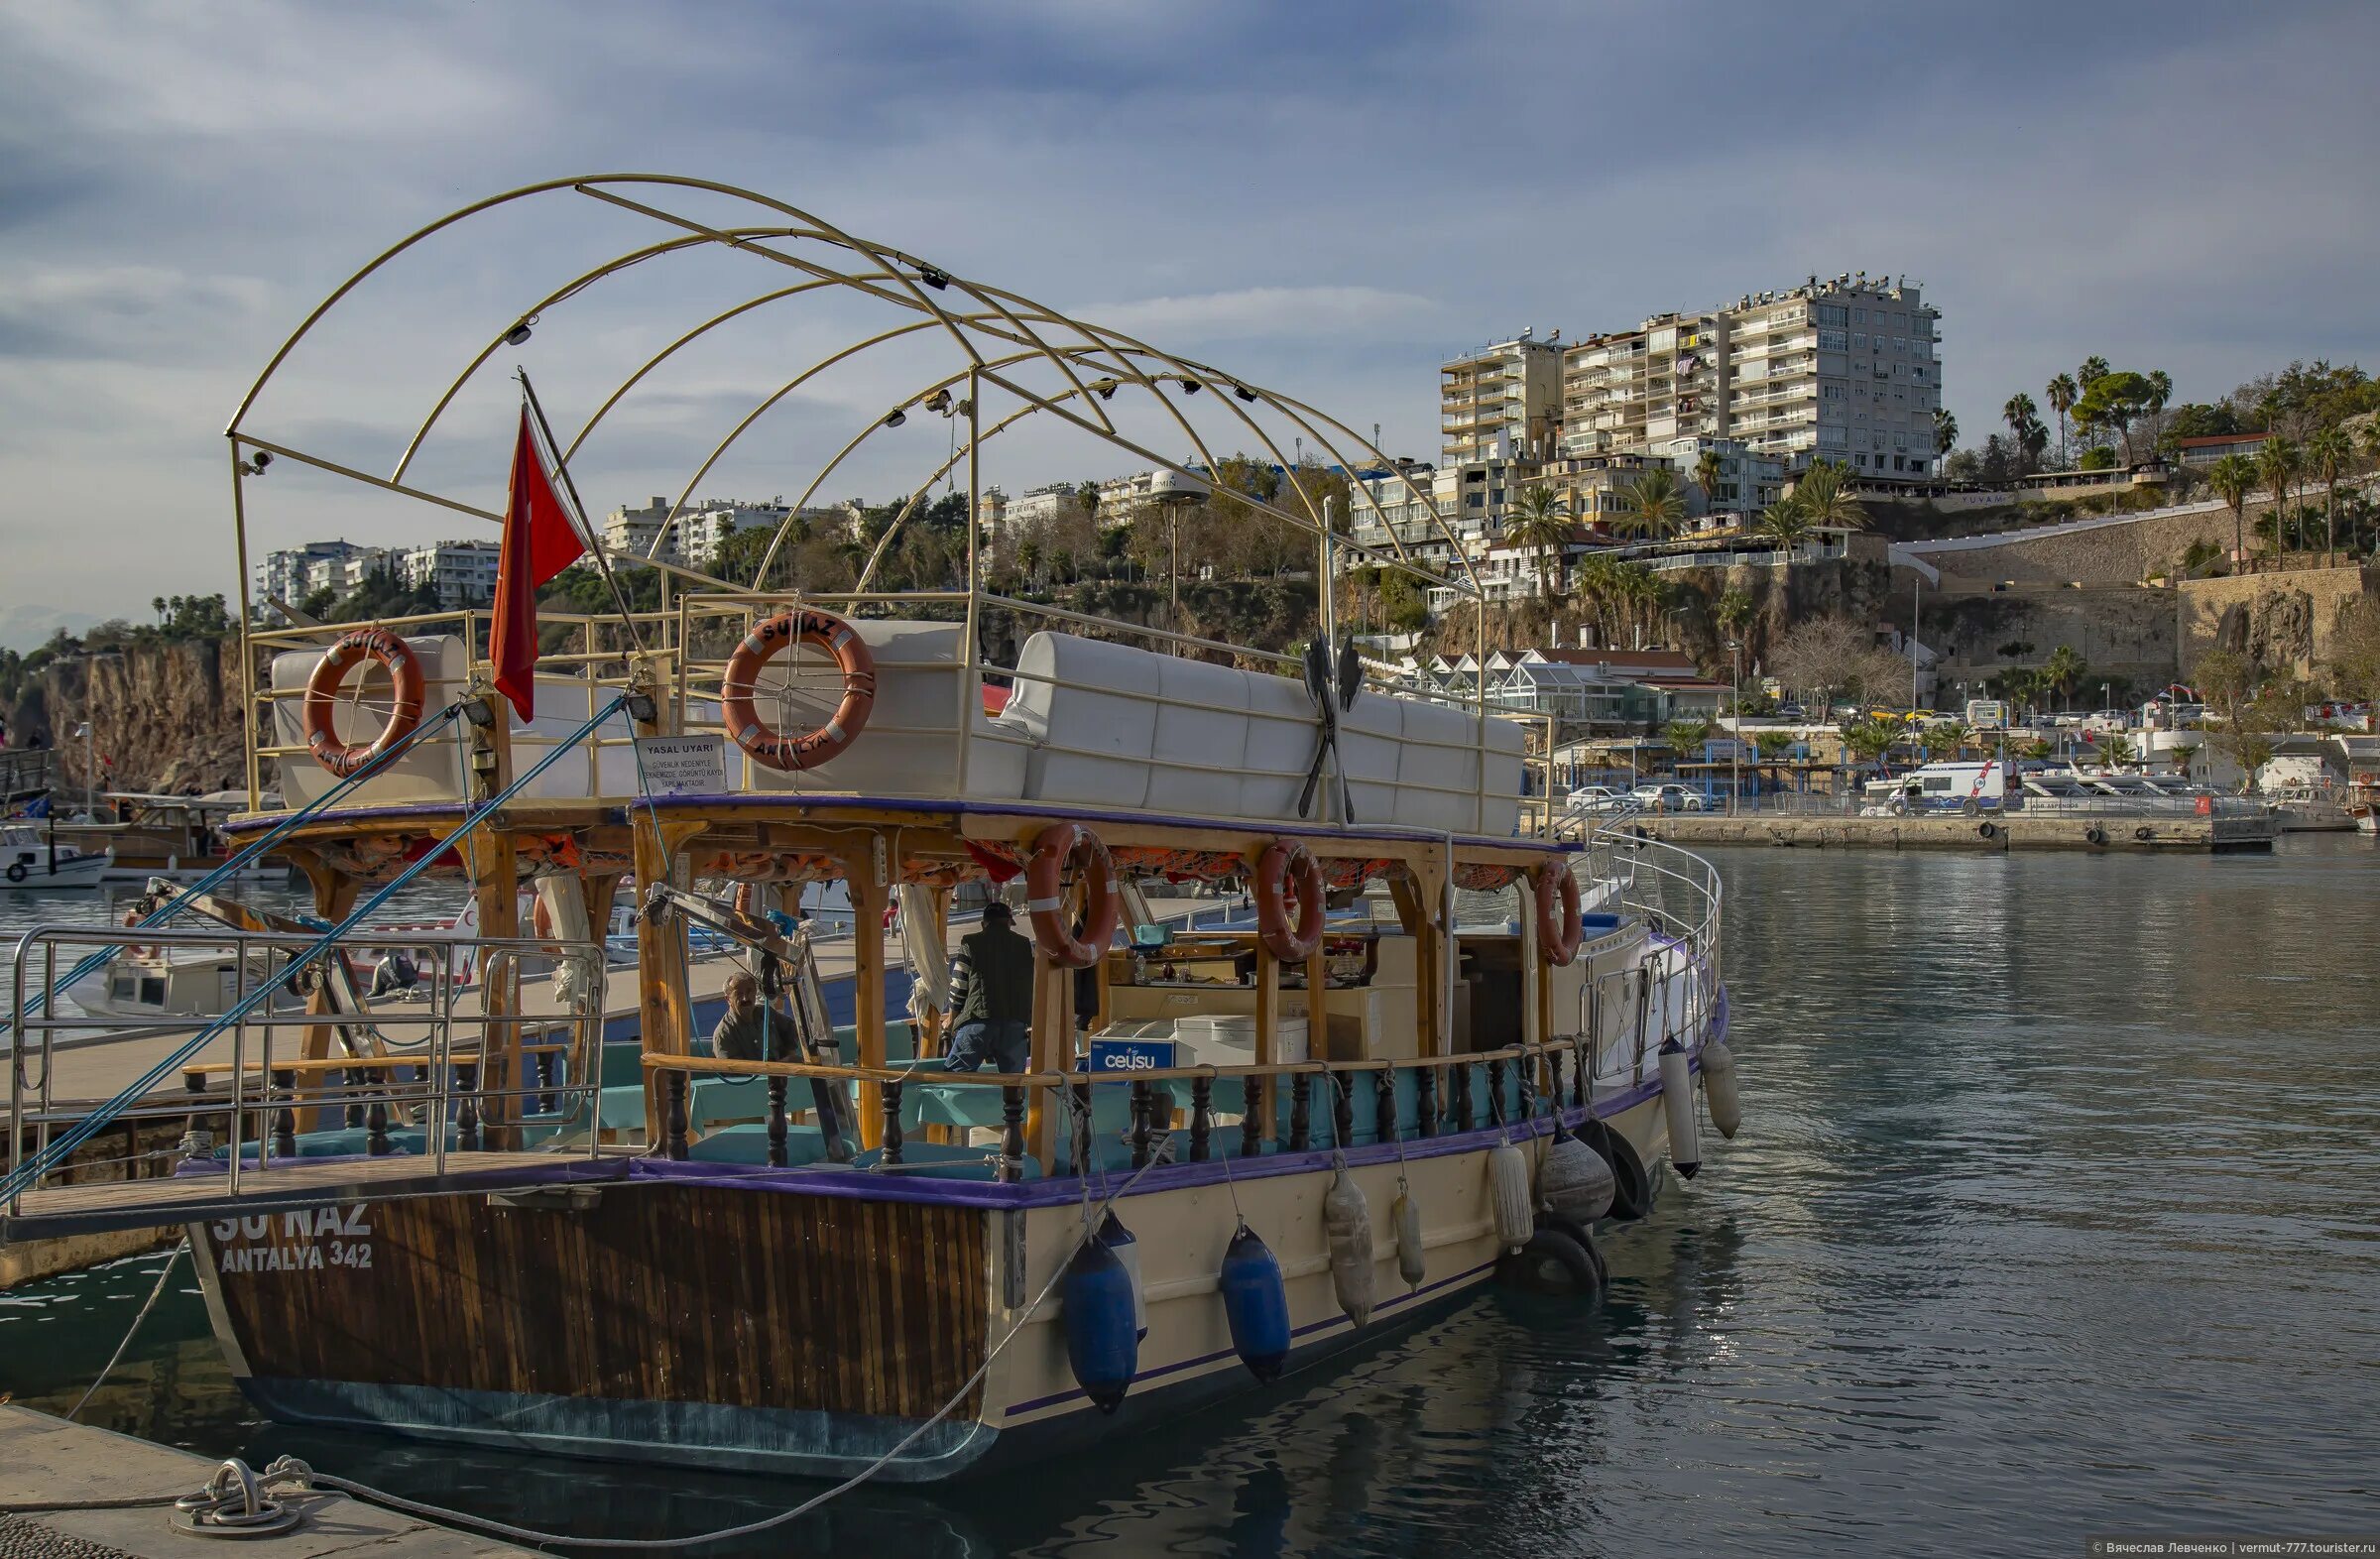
[1562,275,1942,481]
[1440,334,1563,468]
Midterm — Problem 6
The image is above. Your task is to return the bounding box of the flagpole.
[516,369,646,655]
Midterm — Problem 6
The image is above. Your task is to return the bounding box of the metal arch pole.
[234,435,503,526]
[959,368,982,795]
[229,440,262,812]
[390,228,809,486]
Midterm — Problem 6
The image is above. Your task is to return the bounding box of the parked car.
[1629,781,1707,812]
[1565,785,1630,814]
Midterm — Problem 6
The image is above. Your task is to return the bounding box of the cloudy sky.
[3,0,2376,647]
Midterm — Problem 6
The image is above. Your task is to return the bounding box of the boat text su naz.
[1,176,1739,1482]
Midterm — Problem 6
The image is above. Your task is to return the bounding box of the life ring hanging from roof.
[1532,863,1586,967]
[721,608,877,773]
[1252,838,1325,962]
[1025,822,1121,970]
[301,628,426,779]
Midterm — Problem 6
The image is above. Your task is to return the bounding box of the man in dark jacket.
[712,970,795,1063]
[944,901,1036,1072]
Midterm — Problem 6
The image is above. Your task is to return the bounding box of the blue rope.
[2,697,626,1205]
[4,702,468,1044]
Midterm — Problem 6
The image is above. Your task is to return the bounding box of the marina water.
[5,842,2375,1555]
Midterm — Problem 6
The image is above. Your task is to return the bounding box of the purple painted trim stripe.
[1002,1258,1501,1417]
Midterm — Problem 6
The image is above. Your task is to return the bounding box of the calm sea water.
[5,838,2377,1556]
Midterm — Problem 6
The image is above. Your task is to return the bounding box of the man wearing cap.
[943,900,1036,1072]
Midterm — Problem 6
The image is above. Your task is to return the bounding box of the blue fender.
[1064,1239,1139,1413]
[1220,1222,1291,1382]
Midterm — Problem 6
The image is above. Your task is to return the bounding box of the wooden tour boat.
[1,177,1739,1487]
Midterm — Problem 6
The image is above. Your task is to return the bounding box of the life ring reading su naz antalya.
[1253,839,1326,962]
[302,628,426,778]
[1026,822,1122,969]
[722,608,877,772]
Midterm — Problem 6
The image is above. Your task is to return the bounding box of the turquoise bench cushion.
[687,1123,837,1167]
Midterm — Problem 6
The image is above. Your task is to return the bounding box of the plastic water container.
[1172,1014,1309,1064]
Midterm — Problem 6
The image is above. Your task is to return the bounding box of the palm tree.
[1694,449,1727,519]
[1570,552,1621,647]
[2095,729,2138,767]
[2145,370,2172,419]
[1663,718,1714,773]
[1715,588,1754,638]
[2256,435,2302,561]
[1791,459,1868,532]
[1933,408,1959,459]
[1615,563,1666,647]
[1613,467,1688,542]
[2043,644,2086,710]
[2168,740,2201,780]
[1920,720,1970,760]
[2206,454,2256,569]
[2307,425,2350,562]
[1756,493,1815,548]
[2003,392,2037,448]
[2046,373,2079,465]
[2077,355,2110,389]
[1504,483,1572,603]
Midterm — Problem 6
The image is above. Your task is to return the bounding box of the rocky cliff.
[13,639,250,795]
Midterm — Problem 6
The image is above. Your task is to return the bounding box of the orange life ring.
[121,908,157,959]
[721,608,876,773]
[1533,864,1585,967]
[1253,839,1325,962]
[302,628,425,779]
[1024,822,1120,970]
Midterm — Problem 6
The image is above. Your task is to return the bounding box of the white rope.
[268,1154,1168,1551]
[67,1238,189,1421]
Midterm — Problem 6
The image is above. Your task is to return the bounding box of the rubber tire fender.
[1576,1117,1653,1222]
[1495,1223,1606,1298]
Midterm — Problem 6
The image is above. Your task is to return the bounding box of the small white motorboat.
[0,823,109,891]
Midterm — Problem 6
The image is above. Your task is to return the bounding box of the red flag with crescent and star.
[489,405,586,719]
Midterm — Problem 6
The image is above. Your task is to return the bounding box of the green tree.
[1920,720,1970,760]
[1714,588,1754,639]
[2168,740,2201,780]
[2255,435,2303,559]
[2095,729,2138,766]
[2046,372,2080,464]
[1503,483,1572,603]
[2042,645,2087,709]
[2003,392,2037,450]
[2206,454,2257,567]
[1755,493,1814,547]
[2307,424,2351,561]
[1694,449,1727,516]
[1933,408,1959,458]
[1791,459,1868,531]
[1613,467,1688,542]
[2071,370,2156,463]
[1662,718,1714,771]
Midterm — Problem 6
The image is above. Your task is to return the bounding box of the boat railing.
[5,922,611,1224]
[639,1010,1717,1184]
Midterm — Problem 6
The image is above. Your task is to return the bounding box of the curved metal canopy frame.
[227,174,1485,608]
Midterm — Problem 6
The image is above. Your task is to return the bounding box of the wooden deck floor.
[3,1150,627,1241]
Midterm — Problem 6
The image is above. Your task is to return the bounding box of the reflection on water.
[5,836,2377,1554]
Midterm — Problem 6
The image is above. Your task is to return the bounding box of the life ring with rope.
[1023,822,1120,970]
[302,628,426,779]
[121,908,158,958]
[1532,863,1586,967]
[721,608,876,773]
[1252,838,1326,962]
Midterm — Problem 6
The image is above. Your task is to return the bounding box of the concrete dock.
[0,1405,529,1558]
[1631,810,2279,852]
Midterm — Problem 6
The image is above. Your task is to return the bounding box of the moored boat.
[0,177,1740,1489]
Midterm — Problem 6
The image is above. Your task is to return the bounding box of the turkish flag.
[490,406,586,719]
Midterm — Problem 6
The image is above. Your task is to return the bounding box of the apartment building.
[1440,334,1563,468]
[602,496,804,568]
[252,540,374,609]
[399,540,502,607]
[1562,274,1943,481]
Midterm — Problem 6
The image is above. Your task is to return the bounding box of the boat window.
[140,977,166,1007]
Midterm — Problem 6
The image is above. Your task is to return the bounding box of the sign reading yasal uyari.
[634,735,727,796]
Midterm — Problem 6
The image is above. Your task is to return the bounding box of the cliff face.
[18,640,250,795]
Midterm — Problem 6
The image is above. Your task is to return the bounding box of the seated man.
[943,901,1035,1073]
[368,948,419,999]
[711,970,796,1063]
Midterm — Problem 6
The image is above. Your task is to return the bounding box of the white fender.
[1701,1036,1741,1139]
[1391,1180,1425,1289]
[1659,1039,1700,1179]
[1488,1136,1533,1248]
[1324,1156,1375,1326]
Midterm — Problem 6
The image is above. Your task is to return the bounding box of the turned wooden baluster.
[343,1067,365,1129]
[1130,1081,1154,1169]
[1288,1073,1312,1151]
[1189,1076,1213,1162]
[454,1063,480,1151]
[179,1071,212,1162]
[1517,1050,1536,1122]
[1545,1049,1565,1122]
[1572,1036,1590,1108]
[1487,1057,1507,1128]
[663,1069,689,1160]
[1071,1079,1094,1178]
[271,1068,297,1159]
[366,1091,391,1156]
[1001,1085,1025,1182]
[1416,1065,1438,1138]
[1453,1062,1475,1133]
[536,1048,558,1115]
[1331,1070,1354,1148]
[881,1081,904,1166]
[1374,1069,1397,1145]
[767,1076,789,1167]
[1241,1077,1266,1158]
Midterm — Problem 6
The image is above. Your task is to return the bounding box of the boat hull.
[187,1091,1681,1482]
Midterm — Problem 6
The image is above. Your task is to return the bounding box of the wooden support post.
[294,863,357,1133]
[631,819,706,1144]
[846,854,891,1151]
[462,700,524,1151]
[1303,934,1332,1060]
[1025,947,1068,1171]
[1253,938,1280,1142]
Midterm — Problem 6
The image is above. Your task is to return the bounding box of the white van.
[1859,760,2014,817]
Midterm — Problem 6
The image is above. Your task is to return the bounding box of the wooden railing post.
[1070,1078,1093,1178]
[1331,1069,1354,1147]
[881,1081,905,1166]
[1486,1057,1507,1128]
[454,1062,480,1151]
[766,1076,788,1167]
[1416,1065,1438,1138]
[1241,1077,1266,1159]
[1288,1073,1311,1151]
[1130,1081,1154,1169]
[663,1068,689,1160]
[1189,1076,1213,1162]
[1452,1062,1474,1134]
[1373,1068,1397,1144]
[272,1068,298,1159]
[1001,1085,1025,1182]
